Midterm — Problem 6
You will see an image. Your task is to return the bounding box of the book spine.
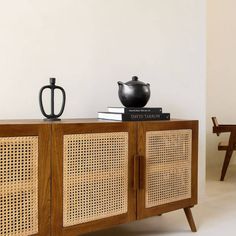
[122,113,170,121]
[124,108,162,113]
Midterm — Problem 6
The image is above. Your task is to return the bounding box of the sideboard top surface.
[0,118,198,125]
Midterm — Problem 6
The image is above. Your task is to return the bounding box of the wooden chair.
[212,117,236,181]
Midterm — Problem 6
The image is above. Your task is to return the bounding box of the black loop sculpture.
[39,78,66,121]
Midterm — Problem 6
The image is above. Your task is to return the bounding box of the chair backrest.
[212,117,220,136]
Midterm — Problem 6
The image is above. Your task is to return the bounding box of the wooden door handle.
[132,155,138,190]
[139,155,145,189]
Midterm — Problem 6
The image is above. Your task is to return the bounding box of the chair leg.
[184,207,197,232]
[220,148,234,181]
[220,131,236,181]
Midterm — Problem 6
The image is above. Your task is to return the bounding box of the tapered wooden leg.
[220,131,236,181]
[184,208,197,232]
[220,148,233,181]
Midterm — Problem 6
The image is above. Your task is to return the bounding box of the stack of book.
[98,107,170,121]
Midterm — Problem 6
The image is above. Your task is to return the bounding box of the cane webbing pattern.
[63,132,128,226]
[146,129,192,208]
[0,136,38,236]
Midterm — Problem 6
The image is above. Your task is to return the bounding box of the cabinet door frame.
[51,122,137,236]
[137,120,198,220]
[0,124,51,236]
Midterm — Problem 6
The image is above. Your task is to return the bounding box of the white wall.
[0,0,206,197]
[207,0,236,167]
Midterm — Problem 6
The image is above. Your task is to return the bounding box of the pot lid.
[125,76,147,86]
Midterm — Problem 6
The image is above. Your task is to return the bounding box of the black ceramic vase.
[118,76,150,107]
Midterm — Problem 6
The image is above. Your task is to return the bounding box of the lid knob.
[132,76,138,81]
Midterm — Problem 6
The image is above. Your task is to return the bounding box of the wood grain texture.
[38,125,51,236]
[51,122,137,236]
[0,119,198,236]
[0,118,191,125]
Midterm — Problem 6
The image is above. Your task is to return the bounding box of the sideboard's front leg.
[184,207,197,232]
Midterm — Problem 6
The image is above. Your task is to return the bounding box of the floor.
[85,165,236,236]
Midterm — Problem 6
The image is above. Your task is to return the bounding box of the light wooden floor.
[85,165,236,236]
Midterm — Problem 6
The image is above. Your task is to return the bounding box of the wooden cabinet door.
[137,120,198,219]
[51,122,136,236]
[0,124,51,236]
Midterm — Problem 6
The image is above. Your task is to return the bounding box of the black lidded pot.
[117,76,150,107]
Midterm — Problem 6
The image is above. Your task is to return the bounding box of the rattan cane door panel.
[137,121,198,220]
[63,132,128,226]
[145,130,192,208]
[52,122,136,236]
[0,124,51,236]
[0,137,38,236]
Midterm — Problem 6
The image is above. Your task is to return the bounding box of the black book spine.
[122,113,170,121]
[124,108,162,113]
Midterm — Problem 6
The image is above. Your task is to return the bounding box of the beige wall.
[207,0,236,167]
[0,0,206,197]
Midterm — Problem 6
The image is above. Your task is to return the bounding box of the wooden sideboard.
[0,119,198,236]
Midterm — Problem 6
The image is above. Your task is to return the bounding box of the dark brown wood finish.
[51,122,137,236]
[212,117,236,181]
[136,120,198,225]
[0,124,51,236]
[0,119,198,235]
[0,118,185,125]
[217,142,236,151]
[220,131,236,181]
[184,207,197,232]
